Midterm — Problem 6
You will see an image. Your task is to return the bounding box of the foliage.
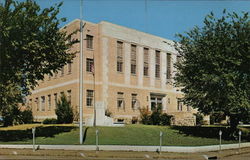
[19,108,33,124]
[55,93,73,124]
[194,112,204,126]
[43,118,58,124]
[175,10,250,129]
[139,107,152,125]
[1,105,33,126]
[140,106,172,125]
[105,109,112,117]
[0,0,76,112]
[160,113,173,126]
[210,112,226,124]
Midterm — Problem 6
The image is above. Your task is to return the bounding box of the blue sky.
[37,0,250,40]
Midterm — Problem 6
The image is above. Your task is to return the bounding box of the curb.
[1,143,250,153]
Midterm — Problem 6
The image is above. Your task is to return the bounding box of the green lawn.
[0,124,239,146]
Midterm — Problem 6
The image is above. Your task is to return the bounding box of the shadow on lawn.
[0,126,76,141]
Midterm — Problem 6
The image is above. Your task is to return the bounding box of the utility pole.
[79,0,83,144]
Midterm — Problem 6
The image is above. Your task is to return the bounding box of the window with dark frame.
[67,90,71,104]
[48,95,51,111]
[86,35,93,49]
[177,98,183,111]
[155,50,160,78]
[167,53,172,79]
[86,90,94,106]
[68,63,72,74]
[41,96,45,111]
[117,41,123,72]
[131,93,137,109]
[86,58,94,73]
[117,92,124,109]
[143,48,149,76]
[35,97,39,111]
[131,44,137,74]
[54,93,57,108]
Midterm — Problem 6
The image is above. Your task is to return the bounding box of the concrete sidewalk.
[1,142,250,153]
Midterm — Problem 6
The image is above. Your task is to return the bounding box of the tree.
[175,10,250,129]
[0,0,76,112]
[55,93,73,124]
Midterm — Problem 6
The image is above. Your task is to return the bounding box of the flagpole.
[79,0,83,144]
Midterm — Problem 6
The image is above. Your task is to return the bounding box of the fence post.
[96,129,99,151]
[239,130,242,153]
[32,127,36,152]
[219,130,222,152]
[159,131,163,154]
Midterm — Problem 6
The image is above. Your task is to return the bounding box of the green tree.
[175,10,250,129]
[0,0,76,112]
[55,93,73,124]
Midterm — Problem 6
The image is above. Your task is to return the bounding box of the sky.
[36,0,249,40]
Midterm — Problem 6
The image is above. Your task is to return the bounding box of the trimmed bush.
[160,113,173,126]
[55,93,73,124]
[43,118,57,124]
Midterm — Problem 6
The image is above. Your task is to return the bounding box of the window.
[86,58,94,73]
[155,50,160,78]
[41,96,45,111]
[117,41,123,72]
[177,98,183,111]
[143,48,149,76]
[86,35,93,49]
[67,90,71,104]
[48,95,51,111]
[117,92,124,109]
[86,90,94,106]
[131,44,136,74]
[68,63,72,74]
[167,53,172,79]
[60,91,64,97]
[35,97,39,111]
[54,93,57,108]
[131,94,137,109]
[60,66,64,76]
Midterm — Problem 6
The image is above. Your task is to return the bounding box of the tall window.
[117,92,124,109]
[41,96,45,111]
[86,58,94,73]
[48,95,51,111]
[177,98,183,111]
[60,66,64,76]
[86,90,94,106]
[86,35,93,49]
[131,44,137,74]
[117,41,123,72]
[167,53,172,79]
[67,90,71,104]
[35,97,39,111]
[68,63,72,74]
[54,93,57,108]
[143,48,149,76]
[131,93,137,109]
[155,50,160,78]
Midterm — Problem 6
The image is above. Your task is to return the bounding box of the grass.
[0,124,239,146]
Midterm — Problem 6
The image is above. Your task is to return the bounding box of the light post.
[32,127,36,152]
[96,129,99,151]
[79,0,84,144]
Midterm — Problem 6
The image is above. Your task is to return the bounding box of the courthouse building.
[26,19,196,126]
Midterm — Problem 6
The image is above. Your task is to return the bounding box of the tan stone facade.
[26,19,196,125]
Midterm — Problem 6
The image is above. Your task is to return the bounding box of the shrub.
[43,118,57,124]
[194,112,204,126]
[151,105,162,125]
[210,112,225,124]
[2,105,21,126]
[55,93,73,124]
[20,109,33,124]
[139,107,151,125]
[160,113,173,125]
